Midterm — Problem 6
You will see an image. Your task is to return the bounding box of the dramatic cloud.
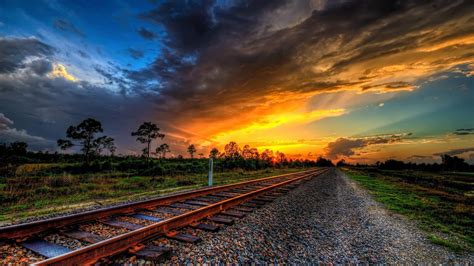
[53,19,85,37]
[408,155,434,159]
[0,37,54,73]
[1,0,473,159]
[137,27,157,40]
[0,37,201,155]
[325,133,411,159]
[0,113,13,130]
[127,48,144,59]
[125,0,474,139]
[433,147,474,156]
[0,113,53,149]
[453,128,474,135]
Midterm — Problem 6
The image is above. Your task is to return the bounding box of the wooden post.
[208,158,213,186]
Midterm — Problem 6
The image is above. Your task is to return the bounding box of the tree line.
[53,118,317,167]
[3,117,472,173]
[0,118,331,171]
[339,155,474,172]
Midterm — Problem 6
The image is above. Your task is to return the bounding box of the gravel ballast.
[154,168,473,264]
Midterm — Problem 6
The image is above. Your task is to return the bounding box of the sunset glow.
[0,0,473,163]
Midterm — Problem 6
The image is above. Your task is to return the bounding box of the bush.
[176,176,196,186]
[46,173,75,187]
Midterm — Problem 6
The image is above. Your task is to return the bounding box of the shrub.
[46,173,75,187]
[176,176,196,186]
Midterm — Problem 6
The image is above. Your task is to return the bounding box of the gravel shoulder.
[163,168,474,264]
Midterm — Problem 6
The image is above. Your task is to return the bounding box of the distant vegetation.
[0,118,330,222]
[337,155,474,172]
[1,117,329,172]
[342,154,474,252]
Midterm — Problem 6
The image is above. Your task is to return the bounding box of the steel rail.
[0,169,317,239]
[33,169,326,265]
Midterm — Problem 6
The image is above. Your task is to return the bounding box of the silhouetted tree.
[336,159,346,167]
[57,118,113,164]
[241,145,253,159]
[261,149,274,165]
[249,147,259,159]
[209,147,219,159]
[187,144,196,158]
[276,151,287,164]
[315,156,334,167]
[93,136,116,156]
[131,122,164,159]
[224,141,241,159]
[155,143,170,158]
[9,141,28,156]
[441,154,469,171]
[379,159,405,170]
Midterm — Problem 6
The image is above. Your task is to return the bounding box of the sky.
[0,0,473,163]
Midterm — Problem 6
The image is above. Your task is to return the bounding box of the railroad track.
[0,168,327,265]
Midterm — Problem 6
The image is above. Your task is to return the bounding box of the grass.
[344,168,473,253]
[0,167,302,224]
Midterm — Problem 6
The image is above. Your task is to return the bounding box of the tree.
[315,156,334,167]
[155,143,171,158]
[94,136,116,156]
[57,118,113,164]
[275,151,287,164]
[131,122,164,159]
[261,149,274,163]
[241,145,253,159]
[336,159,346,167]
[187,144,197,158]
[224,141,241,159]
[9,141,28,156]
[249,147,259,159]
[440,154,469,171]
[209,147,219,159]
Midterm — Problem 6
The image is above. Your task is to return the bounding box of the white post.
[208,158,213,186]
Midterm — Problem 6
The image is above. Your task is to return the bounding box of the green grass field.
[344,168,474,253]
[0,167,302,224]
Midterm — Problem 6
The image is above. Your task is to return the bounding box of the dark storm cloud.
[2,0,473,154]
[453,128,474,135]
[0,38,157,152]
[0,112,53,149]
[0,113,13,130]
[28,59,53,76]
[324,133,411,159]
[77,50,90,58]
[433,147,474,156]
[408,155,434,159]
[0,37,54,73]
[53,19,85,37]
[127,48,145,59]
[126,0,474,133]
[137,27,157,40]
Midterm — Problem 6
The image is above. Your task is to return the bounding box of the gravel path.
[158,168,473,264]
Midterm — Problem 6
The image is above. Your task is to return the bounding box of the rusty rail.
[0,169,316,239]
[33,169,326,265]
